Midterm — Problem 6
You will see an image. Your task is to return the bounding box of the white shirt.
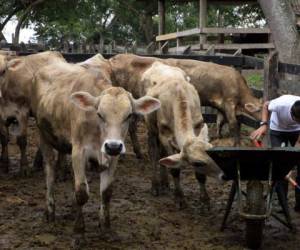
[268,95,300,132]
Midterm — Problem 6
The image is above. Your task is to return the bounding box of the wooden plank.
[243,55,264,69]
[263,51,279,101]
[203,113,217,123]
[156,32,177,42]
[278,62,300,75]
[178,28,200,38]
[203,43,275,50]
[156,28,199,41]
[199,0,207,45]
[279,80,300,96]
[144,54,244,66]
[202,27,271,34]
[156,27,270,41]
[17,52,244,67]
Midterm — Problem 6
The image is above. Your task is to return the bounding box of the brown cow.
[32,54,160,244]
[135,61,224,208]
[109,53,262,145]
[0,51,65,174]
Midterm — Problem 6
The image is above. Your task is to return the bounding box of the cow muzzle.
[102,139,125,156]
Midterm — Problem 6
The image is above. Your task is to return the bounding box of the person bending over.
[250,94,300,212]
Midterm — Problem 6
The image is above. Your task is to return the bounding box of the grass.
[245,73,263,89]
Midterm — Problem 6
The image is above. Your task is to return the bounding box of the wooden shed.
[155,0,273,55]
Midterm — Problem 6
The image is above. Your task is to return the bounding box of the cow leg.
[159,145,169,192]
[33,147,44,171]
[72,145,89,235]
[148,130,161,196]
[224,102,240,146]
[195,171,210,213]
[129,115,143,159]
[99,175,113,230]
[170,168,187,209]
[0,125,9,173]
[40,138,56,222]
[17,135,29,176]
[216,112,226,138]
[56,153,69,182]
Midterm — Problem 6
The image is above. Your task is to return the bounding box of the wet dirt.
[0,119,300,249]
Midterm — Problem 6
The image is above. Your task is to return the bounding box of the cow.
[32,54,160,245]
[109,53,262,145]
[129,61,224,209]
[0,51,66,174]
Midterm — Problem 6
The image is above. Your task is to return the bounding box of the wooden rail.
[156,27,271,42]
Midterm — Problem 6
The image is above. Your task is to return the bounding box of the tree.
[258,0,300,64]
[13,0,45,44]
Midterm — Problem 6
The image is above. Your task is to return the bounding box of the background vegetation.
[0,0,265,49]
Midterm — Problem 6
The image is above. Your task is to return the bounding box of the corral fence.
[15,51,300,129]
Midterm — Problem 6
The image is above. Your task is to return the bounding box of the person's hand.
[250,125,268,141]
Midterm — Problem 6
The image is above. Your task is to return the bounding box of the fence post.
[263,51,279,101]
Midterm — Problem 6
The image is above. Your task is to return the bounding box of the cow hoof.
[199,200,210,214]
[98,219,111,231]
[45,210,55,223]
[176,199,187,210]
[0,160,9,173]
[135,152,144,160]
[151,179,161,196]
[71,234,86,250]
[19,167,33,177]
[75,184,89,206]
[74,223,85,234]
[151,186,160,196]
[161,183,170,193]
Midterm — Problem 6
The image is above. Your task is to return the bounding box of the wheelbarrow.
[207,147,300,249]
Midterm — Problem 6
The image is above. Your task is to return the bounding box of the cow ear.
[133,96,161,115]
[7,58,23,71]
[245,103,261,113]
[159,153,182,168]
[198,123,210,143]
[70,91,98,111]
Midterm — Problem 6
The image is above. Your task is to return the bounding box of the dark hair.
[291,100,300,119]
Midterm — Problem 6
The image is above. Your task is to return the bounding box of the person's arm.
[250,101,270,140]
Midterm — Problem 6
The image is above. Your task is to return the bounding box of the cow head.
[159,124,224,181]
[70,87,160,157]
[0,58,30,136]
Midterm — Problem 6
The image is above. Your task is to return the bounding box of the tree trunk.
[13,0,45,45]
[140,13,154,44]
[0,7,23,32]
[258,0,300,64]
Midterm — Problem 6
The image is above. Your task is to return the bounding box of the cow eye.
[97,113,105,121]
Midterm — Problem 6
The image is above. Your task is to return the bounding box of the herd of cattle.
[0,51,262,244]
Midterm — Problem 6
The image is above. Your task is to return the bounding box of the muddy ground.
[0,119,300,250]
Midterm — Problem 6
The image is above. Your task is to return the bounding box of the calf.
[109,54,262,145]
[0,51,66,174]
[32,55,160,244]
[139,61,223,208]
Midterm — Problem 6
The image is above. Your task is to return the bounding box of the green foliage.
[0,0,266,49]
[245,73,263,89]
